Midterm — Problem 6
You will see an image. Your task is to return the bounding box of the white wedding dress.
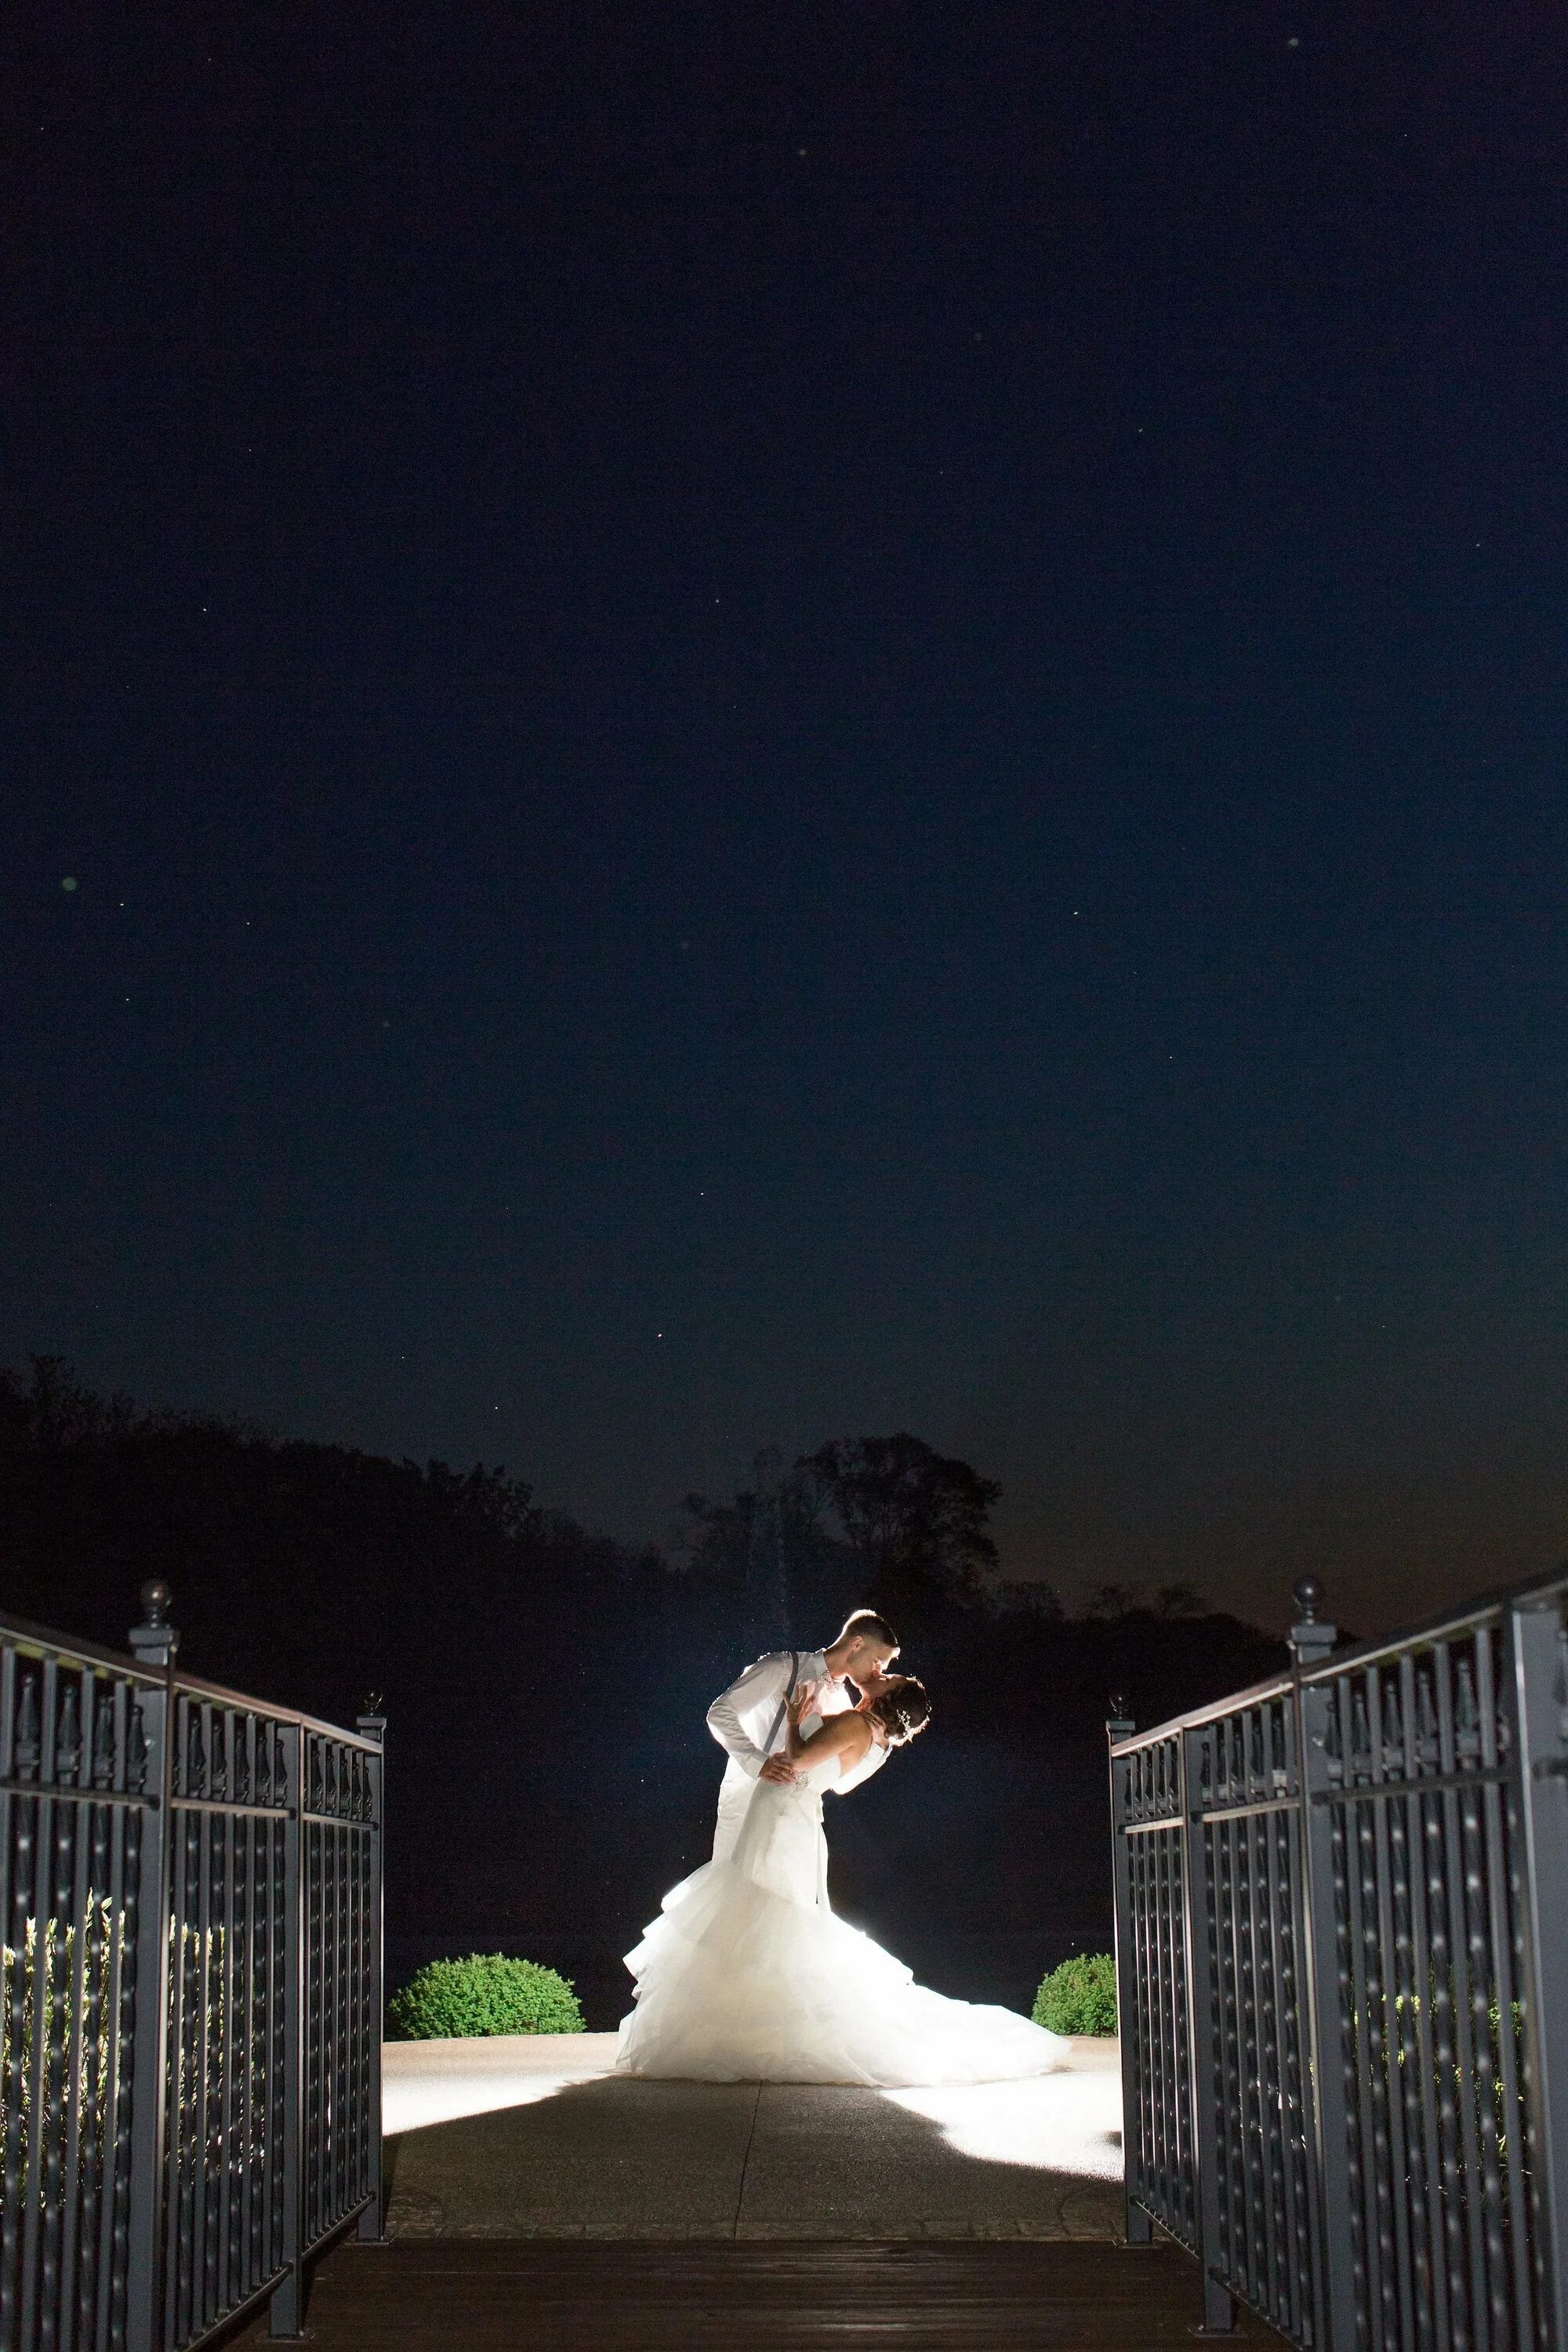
[615,1740,1068,2085]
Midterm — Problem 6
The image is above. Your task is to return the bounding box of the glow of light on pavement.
[879,2067,1123,2178]
[382,2031,620,2136]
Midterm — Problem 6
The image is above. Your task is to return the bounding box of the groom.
[705,1610,900,1863]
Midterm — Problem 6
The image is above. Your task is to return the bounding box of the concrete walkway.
[382,2033,1125,2241]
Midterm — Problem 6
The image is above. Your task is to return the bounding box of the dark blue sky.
[6,2,1565,1630]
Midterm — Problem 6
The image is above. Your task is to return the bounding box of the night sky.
[6,4,1565,1635]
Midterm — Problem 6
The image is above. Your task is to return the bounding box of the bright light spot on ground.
[382,2032,1123,2180]
[880,2064,1123,2178]
[383,2031,620,2136]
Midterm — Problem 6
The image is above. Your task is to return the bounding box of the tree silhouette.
[795,1432,1000,1624]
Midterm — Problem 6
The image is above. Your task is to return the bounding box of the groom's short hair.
[838,1609,898,1651]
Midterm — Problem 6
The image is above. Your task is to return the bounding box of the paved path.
[382,2033,1125,2241]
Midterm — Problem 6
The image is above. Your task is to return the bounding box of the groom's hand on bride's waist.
[759,1754,798,1784]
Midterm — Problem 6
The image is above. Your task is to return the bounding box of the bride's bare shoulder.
[829,1711,874,1762]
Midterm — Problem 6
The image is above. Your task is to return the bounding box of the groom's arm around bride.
[704,1612,900,1864]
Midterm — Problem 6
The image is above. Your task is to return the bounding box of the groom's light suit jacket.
[706,1648,855,1867]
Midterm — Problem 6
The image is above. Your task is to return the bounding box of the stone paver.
[382,2034,1123,2241]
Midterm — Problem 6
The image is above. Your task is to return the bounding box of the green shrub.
[1033,1951,1118,2035]
[387,1953,585,2039]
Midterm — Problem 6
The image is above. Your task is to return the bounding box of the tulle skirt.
[615,1848,1069,2086]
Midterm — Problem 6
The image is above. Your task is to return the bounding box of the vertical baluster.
[1340,1677,1387,2349]
[345,1766,362,2211]
[1505,1595,1568,2352]
[320,1809,334,2233]
[1272,1774,1311,2346]
[1222,1800,1254,2297]
[1454,1650,1509,2352]
[1457,1646,1504,2343]
[2,1657,36,2351]
[1138,1803,1160,2222]
[333,1807,347,2226]
[217,1777,234,2321]
[1436,1641,1491,2352]
[1146,1784,1169,2222]
[260,1799,275,2285]
[1108,1709,1154,2245]
[269,1730,287,2281]
[1151,1748,1170,2228]
[1366,1669,1416,2352]
[169,1761,198,2350]
[1421,1692,1470,2352]
[220,1788,237,2314]
[1240,1715,1279,2320]
[1210,1802,1234,2275]
[165,1715,195,2352]
[1164,1750,1187,2233]
[52,1677,88,2352]
[22,1655,63,2352]
[1276,1697,1310,2342]
[304,1817,319,2249]
[197,1766,220,2332]
[328,1807,341,2227]
[234,1740,254,2306]
[1167,1768,1188,2233]
[1127,1776,1149,2215]
[1151,1787,1171,2229]
[1181,1721,1234,2332]
[0,1646,19,2351]
[1470,1627,1528,2350]
[104,1678,140,2352]
[264,1722,304,2339]
[71,1713,101,2352]
[123,1587,176,2352]
[77,1686,116,2352]
[1398,1654,1448,2352]
[1255,1726,1292,2332]
[1299,1668,1364,2352]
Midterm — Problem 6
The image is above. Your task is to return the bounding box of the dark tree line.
[0,1359,1287,1997]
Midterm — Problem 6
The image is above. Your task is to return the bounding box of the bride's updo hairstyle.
[869,1676,931,1748]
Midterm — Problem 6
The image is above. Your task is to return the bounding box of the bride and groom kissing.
[615,1610,1066,2086]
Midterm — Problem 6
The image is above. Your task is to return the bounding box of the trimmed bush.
[388,1953,585,2040]
[1033,1951,1118,2036]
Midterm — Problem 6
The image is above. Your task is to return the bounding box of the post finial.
[1106,1692,1134,1737]
[1288,1576,1337,1668]
[129,1581,180,1667]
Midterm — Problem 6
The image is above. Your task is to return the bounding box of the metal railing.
[1109,1566,1568,2350]
[0,1581,384,2351]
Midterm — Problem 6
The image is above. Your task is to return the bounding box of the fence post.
[355,1698,386,2245]
[1181,1719,1236,2334]
[1293,1579,1357,2352]
[1506,1592,1568,2352]
[1107,1697,1154,2247]
[124,1581,178,2352]
[266,1723,306,2339]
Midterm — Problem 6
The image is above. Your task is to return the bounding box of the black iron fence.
[1109,1567,1568,2351]
[0,1583,384,2351]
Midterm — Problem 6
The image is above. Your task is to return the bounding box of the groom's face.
[845,1639,897,1686]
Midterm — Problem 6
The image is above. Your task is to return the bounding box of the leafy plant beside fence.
[388,1953,585,2038]
[1033,1950,1117,2034]
[1,1904,118,2160]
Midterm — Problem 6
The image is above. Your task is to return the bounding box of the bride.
[615,1669,1068,2085]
